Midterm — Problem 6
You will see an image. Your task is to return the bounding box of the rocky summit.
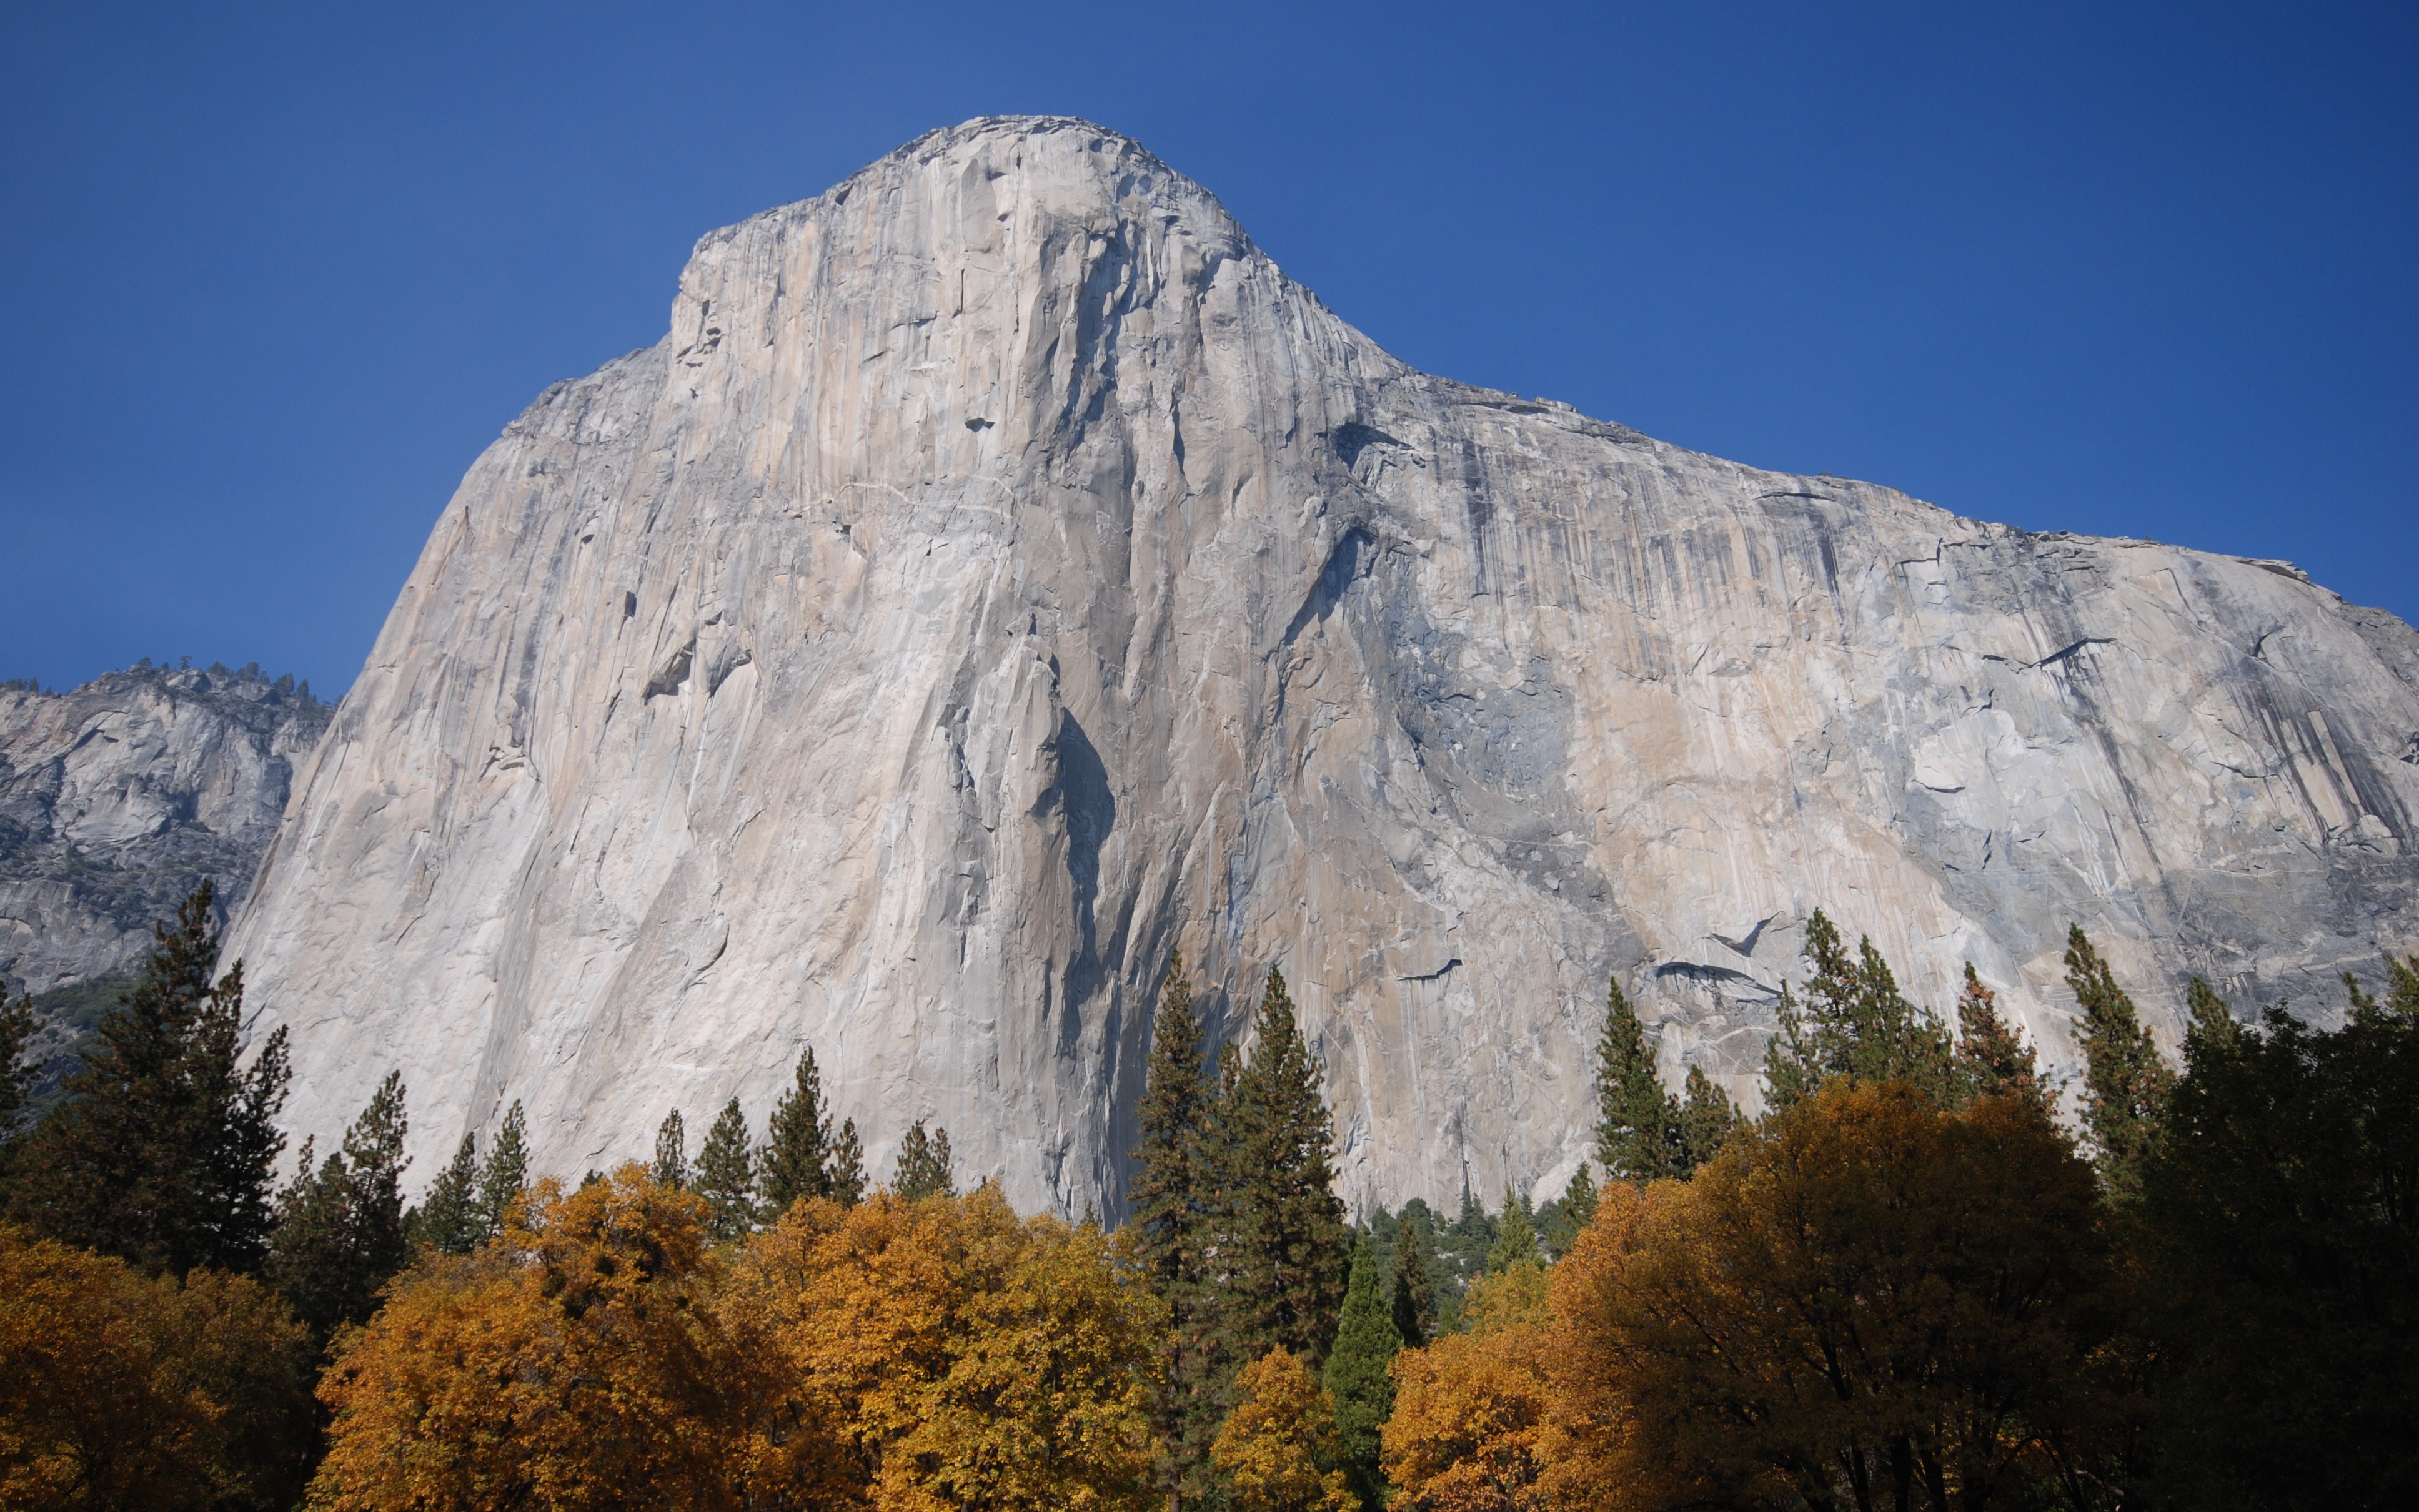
[222,117,2419,1216]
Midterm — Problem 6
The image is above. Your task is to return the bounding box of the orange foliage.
[1380,1262,1567,1512]
[718,1183,1163,1512]
[309,1165,753,1511]
[1209,1346,1358,1512]
[0,1226,313,1511]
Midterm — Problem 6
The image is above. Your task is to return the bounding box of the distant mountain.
[1,661,329,996]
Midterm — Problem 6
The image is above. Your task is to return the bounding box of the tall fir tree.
[652,1108,689,1189]
[474,1100,529,1237]
[1677,1066,1740,1167]
[1953,964,2050,1110]
[267,1070,410,1343]
[0,986,34,1144]
[1484,1187,1540,1273]
[758,1047,833,1214]
[828,1117,867,1206]
[892,1120,955,1199]
[2065,924,2174,1204]
[1225,967,1349,1367]
[1541,1164,1599,1258]
[1128,951,1226,1500]
[695,1097,759,1240]
[1389,1217,1435,1349]
[407,1130,482,1253]
[6,882,291,1275]
[1761,910,1958,1110]
[1321,1232,1403,1507]
[1595,976,1678,1181]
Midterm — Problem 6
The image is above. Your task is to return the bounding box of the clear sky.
[4,2,2412,696]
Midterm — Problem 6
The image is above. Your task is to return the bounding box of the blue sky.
[4,2,2412,696]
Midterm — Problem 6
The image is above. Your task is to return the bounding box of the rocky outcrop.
[224,117,2419,1217]
[2,663,330,994]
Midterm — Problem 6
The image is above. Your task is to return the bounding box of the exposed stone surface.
[2,664,329,994]
[225,117,2419,1215]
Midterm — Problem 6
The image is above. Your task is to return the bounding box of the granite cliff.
[224,117,2419,1215]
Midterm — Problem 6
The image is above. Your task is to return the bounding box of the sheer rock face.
[226,117,2419,1215]
[1,666,330,993]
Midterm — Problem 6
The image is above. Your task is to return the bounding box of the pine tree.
[1321,1233,1403,1506]
[828,1117,867,1206]
[474,1100,529,1237]
[758,1047,832,1215]
[1389,1216,1435,1348]
[0,986,34,1143]
[1542,1163,1599,1258]
[1128,951,1225,1499]
[1953,964,2049,1109]
[652,1108,689,1189]
[2066,925,2174,1204]
[1677,1065,1739,1167]
[695,1097,758,1240]
[1761,910,1957,1110]
[1484,1186,1539,1273]
[1595,976,1677,1182]
[1225,967,1349,1366]
[408,1130,482,1253]
[6,882,291,1275]
[893,1120,955,1199]
[267,1070,410,1342]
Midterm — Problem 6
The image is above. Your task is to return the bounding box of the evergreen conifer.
[1762,910,1958,1109]
[758,1047,833,1214]
[0,986,33,1144]
[1952,964,2049,1109]
[1541,1164,1598,1258]
[892,1120,955,1199]
[2065,925,2173,1204]
[695,1097,758,1240]
[1321,1232,1402,1506]
[1678,1066,1740,1167]
[828,1117,867,1206]
[1595,976,1677,1181]
[408,1130,482,1253]
[1127,951,1226,1499]
[1225,967,1349,1366]
[1388,1216,1435,1348]
[6,882,291,1275]
[1484,1187,1539,1273]
[652,1108,689,1189]
[474,1100,529,1237]
[267,1070,410,1342]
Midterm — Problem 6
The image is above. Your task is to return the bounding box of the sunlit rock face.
[2,665,329,993]
[226,116,2419,1215]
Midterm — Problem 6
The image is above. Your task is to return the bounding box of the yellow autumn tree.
[1380,1260,1566,1512]
[1211,1346,1358,1512]
[309,1165,755,1511]
[0,1226,314,1512]
[720,1183,1162,1512]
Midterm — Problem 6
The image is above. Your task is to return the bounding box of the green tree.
[2065,925,2173,1204]
[1762,910,1957,1111]
[1224,967,1349,1367]
[652,1108,689,1190]
[0,986,34,1142]
[757,1048,833,1215]
[1321,1233,1403,1506]
[1952,964,2049,1110]
[1389,1215,1434,1349]
[405,1130,482,1254]
[6,882,291,1275]
[2138,962,2419,1510]
[694,1097,758,1241]
[1128,950,1228,1500]
[892,1119,955,1199]
[827,1117,866,1207]
[1595,976,1678,1182]
[1540,1163,1598,1259]
[1677,1065,1739,1167]
[266,1069,410,1344]
[1484,1186,1539,1273]
[474,1100,529,1238]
